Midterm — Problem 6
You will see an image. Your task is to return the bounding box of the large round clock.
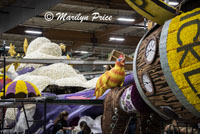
[145,37,157,64]
[142,72,154,96]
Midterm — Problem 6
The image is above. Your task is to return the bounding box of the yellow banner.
[167,8,200,111]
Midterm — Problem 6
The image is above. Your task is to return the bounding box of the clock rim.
[141,72,155,96]
[144,36,157,65]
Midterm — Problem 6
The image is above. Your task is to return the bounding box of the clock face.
[142,73,154,95]
[145,38,157,64]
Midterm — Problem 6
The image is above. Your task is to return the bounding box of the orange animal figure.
[95,55,125,98]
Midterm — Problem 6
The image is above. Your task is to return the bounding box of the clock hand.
[146,49,155,56]
[146,49,152,55]
[144,82,150,85]
[150,42,155,48]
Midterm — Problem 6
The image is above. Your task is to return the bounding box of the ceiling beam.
[44,28,91,43]
[61,0,133,11]
[20,15,145,39]
[43,28,141,46]
[0,0,16,8]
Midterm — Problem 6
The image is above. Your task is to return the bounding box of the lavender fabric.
[123,73,134,86]
[25,82,36,94]
[6,81,17,95]
[17,67,35,75]
[131,83,152,114]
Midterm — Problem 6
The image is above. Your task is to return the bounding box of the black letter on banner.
[177,19,200,67]
[180,10,200,21]
[130,0,154,17]
[184,68,200,99]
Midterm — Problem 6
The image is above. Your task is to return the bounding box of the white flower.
[26,37,51,55]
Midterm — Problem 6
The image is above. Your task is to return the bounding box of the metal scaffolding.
[0,40,105,134]
[0,97,103,134]
[0,41,7,133]
[0,58,133,65]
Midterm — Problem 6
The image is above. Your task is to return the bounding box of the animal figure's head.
[116,55,125,66]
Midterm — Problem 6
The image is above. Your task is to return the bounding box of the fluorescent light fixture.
[109,37,125,41]
[5,46,10,49]
[75,51,88,54]
[117,18,135,22]
[25,30,42,35]
[169,1,179,6]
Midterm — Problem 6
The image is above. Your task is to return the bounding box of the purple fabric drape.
[17,67,35,75]
[131,83,152,114]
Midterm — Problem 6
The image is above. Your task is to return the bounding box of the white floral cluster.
[26,37,61,57]
[5,108,18,125]
[10,37,99,92]
[55,74,87,87]
[15,63,98,91]
[30,63,78,80]
[4,104,36,131]
[37,42,62,57]
[84,77,99,89]
[17,37,63,70]
[26,37,51,55]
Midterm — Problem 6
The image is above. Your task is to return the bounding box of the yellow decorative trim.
[125,0,180,25]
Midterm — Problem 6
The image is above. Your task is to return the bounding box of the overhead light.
[169,1,179,6]
[25,30,42,35]
[109,37,125,41]
[75,51,88,54]
[117,18,135,22]
[5,46,10,49]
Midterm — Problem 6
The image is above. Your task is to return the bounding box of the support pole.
[1,40,6,133]
[44,102,46,134]
[144,18,147,32]
[123,117,133,134]
[0,58,133,65]
[3,40,6,99]
[22,102,31,134]
[186,122,188,134]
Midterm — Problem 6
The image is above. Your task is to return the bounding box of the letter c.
[177,19,200,46]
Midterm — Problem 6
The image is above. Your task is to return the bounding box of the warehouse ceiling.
[0,0,182,59]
